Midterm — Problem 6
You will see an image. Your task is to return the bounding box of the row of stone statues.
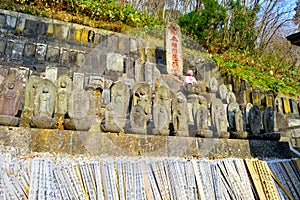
[0,71,278,139]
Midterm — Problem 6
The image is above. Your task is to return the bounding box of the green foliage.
[4,0,164,31]
[178,0,258,54]
[213,50,300,97]
[178,0,226,50]
[225,0,258,51]
[74,0,160,27]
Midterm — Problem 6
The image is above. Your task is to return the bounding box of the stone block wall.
[0,9,216,87]
[0,9,165,81]
[0,126,296,159]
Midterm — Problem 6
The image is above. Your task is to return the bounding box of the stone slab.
[0,14,5,28]
[46,47,60,63]
[23,19,38,38]
[0,126,297,159]
[139,135,168,157]
[106,53,124,72]
[5,15,17,29]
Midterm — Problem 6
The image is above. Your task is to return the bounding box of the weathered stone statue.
[218,84,228,103]
[102,79,113,106]
[101,103,123,133]
[211,99,229,138]
[209,77,218,93]
[188,94,207,123]
[86,84,103,132]
[275,97,283,114]
[55,75,72,116]
[20,75,43,127]
[89,76,104,118]
[0,74,23,126]
[245,103,253,131]
[195,106,208,130]
[153,104,170,136]
[72,72,85,90]
[249,105,261,135]
[30,79,57,129]
[173,92,189,136]
[226,91,236,104]
[64,73,97,131]
[36,85,52,116]
[64,88,96,131]
[0,67,8,78]
[54,75,72,129]
[112,82,130,123]
[227,101,240,131]
[154,84,171,120]
[130,104,147,134]
[86,84,102,117]
[235,110,244,132]
[263,106,275,133]
[132,83,152,120]
[231,109,248,139]
[102,81,129,133]
[194,106,213,138]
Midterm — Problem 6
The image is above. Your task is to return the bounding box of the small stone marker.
[249,105,261,135]
[45,66,58,83]
[263,106,275,133]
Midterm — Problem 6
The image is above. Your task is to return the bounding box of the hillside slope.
[1,0,299,97]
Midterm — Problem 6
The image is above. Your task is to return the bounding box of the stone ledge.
[0,126,297,159]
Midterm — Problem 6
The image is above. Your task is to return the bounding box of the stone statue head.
[42,86,49,93]
[8,82,14,89]
[60,81,67,88]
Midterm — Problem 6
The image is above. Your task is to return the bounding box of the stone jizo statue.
[20,75,43,127]
[0,74,23,126]
[209,77,218,93]
[173,93,189,137]
[227,102,240,131]
[153,104,169,136]
[55,75,72,116]
[130,104,147,134]
[30,79,57,129]
[211,99,229,138]
[132,83,151,116]
[263,106,275,133]
[249,105,261,135]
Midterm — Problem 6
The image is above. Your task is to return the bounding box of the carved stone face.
[32,82,38,88]
[61,81,67,88]
[139,88,145,96]
[177,98,183,103]
[8,82,14,89]
[43,86,49,93]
